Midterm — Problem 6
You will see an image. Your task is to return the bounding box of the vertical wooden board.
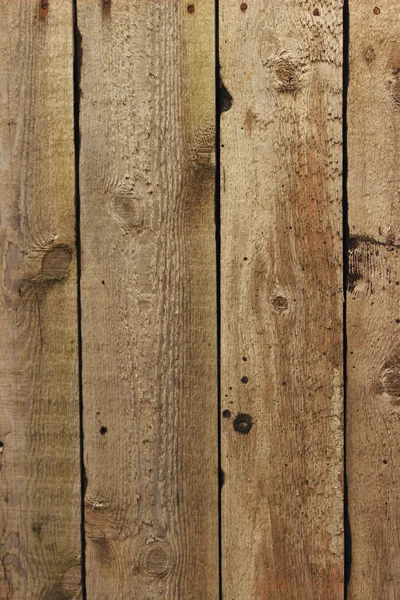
[347,1,400,596]
[78,1,218,598]
[220,1,343,598]
[0,2,81,598]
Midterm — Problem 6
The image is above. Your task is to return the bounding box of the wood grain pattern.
[0,2,81,598]
[347,2,400,596]
[77,1,218,597]
[220,1,343,598]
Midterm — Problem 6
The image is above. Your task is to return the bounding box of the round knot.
[140,541,173,579]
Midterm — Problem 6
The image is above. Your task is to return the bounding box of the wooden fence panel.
[347,1,400,597]
[219,1,344,598]
[0,2,81,598]
[77,1,218,598]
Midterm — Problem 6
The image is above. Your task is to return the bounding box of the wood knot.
[111,194,145,233]
[233,413,253,434]
[381,355,400,406]
[140,541,173,579]
[108,179,147,234]
[348,244,363,293]
[59,565,81,594]
[41,245,72,280]
[273,57,301,93]
[389,69,400,106]
[272,295,289,313]
[363,46,376,64]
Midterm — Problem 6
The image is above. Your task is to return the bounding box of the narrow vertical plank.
[0,2,81,598]
[347,2,400,596]
[78,1,218,597]
[220,1,343,598]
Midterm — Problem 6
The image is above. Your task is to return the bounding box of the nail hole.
[373,6,380,14]
[100,426,108,435]
[222,409,231,419]
[241,376,248,384]
[233,413,253,434]
[313,8,319,15]
[187,4,195,13]
[240,3,248,11]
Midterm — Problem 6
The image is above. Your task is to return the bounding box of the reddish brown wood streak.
[40,0,48,18]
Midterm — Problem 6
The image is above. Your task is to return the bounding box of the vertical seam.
[343,0,351,596]
[215,0,222,596]
[73,2,87,598]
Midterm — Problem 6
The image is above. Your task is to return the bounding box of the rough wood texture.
[220,1,343,598]
[347,2,400,597]
[77,1,218,597]
[0,2,81,598]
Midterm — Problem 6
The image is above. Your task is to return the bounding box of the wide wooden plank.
[347,1,400,596]
[0,2,81,598]
[220,1,343,598]
[77,1,218,597]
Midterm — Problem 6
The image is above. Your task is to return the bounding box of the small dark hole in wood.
[222,409,231,419]
[241,376,248,384]
[383,459,388,464]
[100,426,108,435]
[233,413,253,434]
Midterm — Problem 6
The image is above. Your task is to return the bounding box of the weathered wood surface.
[77,0,218,598]
[220,1,344,598]
[347,1,400,597]
[0,2,81,598]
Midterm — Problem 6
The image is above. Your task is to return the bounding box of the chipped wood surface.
[219,1,344,598]
[347,1,400,596]
[0,1,81,598]
[77,0,218,597]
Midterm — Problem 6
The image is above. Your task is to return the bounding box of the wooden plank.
[347,1,400,596]
[220,1,343,598]
[0,2,81,598]
[77,1,218,597]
